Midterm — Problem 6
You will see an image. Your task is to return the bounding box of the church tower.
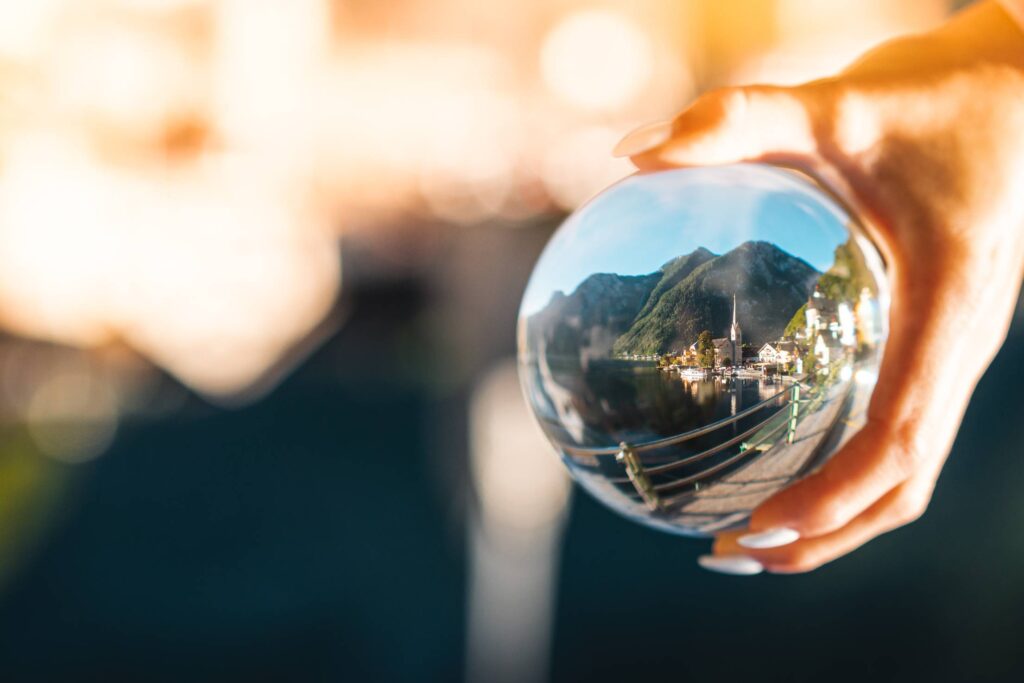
[729,293,742,366]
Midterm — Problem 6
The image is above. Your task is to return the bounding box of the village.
[620,287,878,380]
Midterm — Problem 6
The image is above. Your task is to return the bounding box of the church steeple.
[729,292,742,367]
[730,293,739,342]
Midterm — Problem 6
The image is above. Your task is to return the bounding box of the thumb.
[615,86,819,169]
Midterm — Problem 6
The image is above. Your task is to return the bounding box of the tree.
[801,347,818,376]
[696,330,715,369]
[813,239,875,304]
[784,303,808,338]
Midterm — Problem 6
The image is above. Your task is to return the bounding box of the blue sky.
[521,164,850,315]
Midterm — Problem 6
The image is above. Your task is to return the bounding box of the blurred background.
[0,0,1021,681]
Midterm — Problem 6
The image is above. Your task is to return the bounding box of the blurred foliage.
[784,302,808,338]
[696,329,715,368]
[0,425,70,588]
[819,238,875,302]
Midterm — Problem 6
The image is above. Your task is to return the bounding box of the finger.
[621,86,820,169]
[712,471,935,574]
[745,420,917,540]
[745,265,982,540]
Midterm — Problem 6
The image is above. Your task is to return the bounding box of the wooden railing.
[558,377,833,512]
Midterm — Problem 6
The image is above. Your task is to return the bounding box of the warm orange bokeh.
[0,0,948,405]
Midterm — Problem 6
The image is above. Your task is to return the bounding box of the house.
[709,338,733,365]
[814,333,844,365]
[758,340,798,365]
[758,343,780,364]
[805,287,838,339]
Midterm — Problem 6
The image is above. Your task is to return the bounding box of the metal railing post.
[787,383,801,444]
[616,442,660,511]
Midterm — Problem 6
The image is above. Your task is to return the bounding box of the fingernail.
[612,120,673,157]
[697,554,763,576]
[737,527,800,549]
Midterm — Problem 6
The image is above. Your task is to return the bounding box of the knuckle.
[826,82,865,115]
[824,87,880,157]
[867,417,929,480]
[888,428,928,479]
[715,87,752,124]
[890,491,929,527]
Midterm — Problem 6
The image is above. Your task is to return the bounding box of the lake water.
[538,362,792,455]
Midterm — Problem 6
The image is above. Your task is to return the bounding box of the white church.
[689,294,743,366]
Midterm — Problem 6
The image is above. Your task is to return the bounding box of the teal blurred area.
[0,220,1020,682]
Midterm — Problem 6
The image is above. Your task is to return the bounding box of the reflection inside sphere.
[517,164,889,536]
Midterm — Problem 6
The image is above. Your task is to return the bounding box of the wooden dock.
[668,374,872,533]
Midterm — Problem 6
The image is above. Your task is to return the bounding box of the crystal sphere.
[517,164,889,536]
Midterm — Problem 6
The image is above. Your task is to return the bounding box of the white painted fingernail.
[737,527,800,549]
[612,120,673,157]
[697,554,763,576]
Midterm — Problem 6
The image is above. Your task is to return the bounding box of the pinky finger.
[707,471,936,574]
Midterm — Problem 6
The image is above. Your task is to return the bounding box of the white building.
[758,340,797,365]
[814,333,844,365]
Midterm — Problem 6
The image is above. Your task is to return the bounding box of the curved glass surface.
[517,164,889,536]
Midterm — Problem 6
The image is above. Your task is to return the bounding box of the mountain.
[613,241,820,354]
[525,270,661,361]
[525,241,821,362]
[635,247,717,321]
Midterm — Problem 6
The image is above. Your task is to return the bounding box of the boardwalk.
[563,367,876,537]
[667,373,872,533]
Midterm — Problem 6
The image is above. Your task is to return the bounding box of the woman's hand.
[616,0,1024,574]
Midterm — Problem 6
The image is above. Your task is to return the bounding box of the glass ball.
[517,164,889,536]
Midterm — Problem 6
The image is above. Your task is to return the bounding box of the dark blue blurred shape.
[0,246,1020,683]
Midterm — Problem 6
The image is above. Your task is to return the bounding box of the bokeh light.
[470,361,570,533]
[0,1,65,61]
[0,2,952,475]
[26,368,120,464]
[540,9,654,111]
[539,125,635,210]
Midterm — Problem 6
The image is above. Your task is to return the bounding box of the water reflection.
[517,165,890,536]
